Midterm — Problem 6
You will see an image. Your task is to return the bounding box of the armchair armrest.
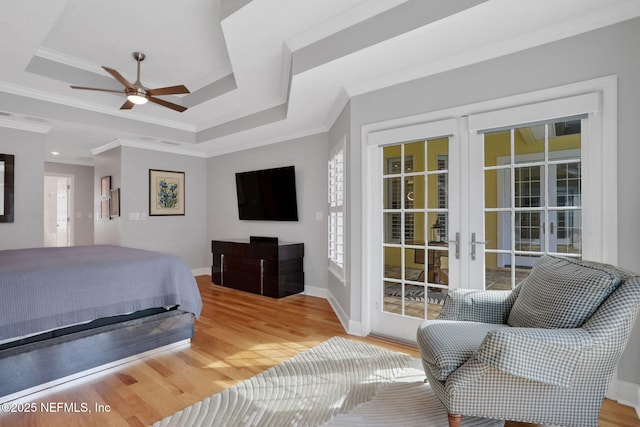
[437,288,519,324]
[474,327,594,387]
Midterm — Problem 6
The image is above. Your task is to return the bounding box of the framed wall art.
[0,153,15,223]
[110,188,120,218]
[149,169,185,216]
[100,175,111,220]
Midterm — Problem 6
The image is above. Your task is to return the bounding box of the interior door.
[44,175,73,247]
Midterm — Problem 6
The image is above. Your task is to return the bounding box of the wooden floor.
[1,275,638,427]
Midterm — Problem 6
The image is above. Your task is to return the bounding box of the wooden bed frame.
[0,309,194,401]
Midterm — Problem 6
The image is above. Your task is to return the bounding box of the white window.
[328,137,346,281]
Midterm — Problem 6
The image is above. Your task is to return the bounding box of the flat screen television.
[235,166,299,221]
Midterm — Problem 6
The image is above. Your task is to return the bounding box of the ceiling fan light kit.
[70,52,189,112]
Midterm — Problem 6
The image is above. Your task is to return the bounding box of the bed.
[0,245,203,401]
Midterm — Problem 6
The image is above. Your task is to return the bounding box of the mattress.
[0,245,202,342]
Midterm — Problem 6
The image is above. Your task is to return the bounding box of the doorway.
[44,175,73,247]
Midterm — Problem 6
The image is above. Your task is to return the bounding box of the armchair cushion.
[474,327,594,387]
[417,320,508,381]
[437,288,519,324]
[508,255,622,329]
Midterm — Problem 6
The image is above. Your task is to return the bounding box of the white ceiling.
[1,0,639,165]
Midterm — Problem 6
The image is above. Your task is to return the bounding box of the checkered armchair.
[416,255,640,427]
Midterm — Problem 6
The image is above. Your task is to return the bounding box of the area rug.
[150,337,502,427]
[384,282,446,305]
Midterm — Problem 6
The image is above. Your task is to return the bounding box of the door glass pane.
[484,130,510,167]
[405,141,425,173]
[404,284,426,319]
[384,177,401,209]
[383,281,402,315]
[407,175,424,209]
[484,169,510,210]
[384,213,401,244]
[554,209,582,254]
[515,211,543,252]
[427,138,448,171]
[514,124,545,163]
[514,166,541,208]
[427,174,447,209]
[383,246,402,279]
[383,146,402,175]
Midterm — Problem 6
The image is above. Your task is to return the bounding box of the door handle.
[471,232,487,261]
[543,222,555,235]
[446,232,460,259]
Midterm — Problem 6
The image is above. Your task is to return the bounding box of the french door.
[368,119,461,342]
[365,90,608,343]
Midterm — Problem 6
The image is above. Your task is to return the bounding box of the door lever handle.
[471,232,487,261]
[446,232,460,259]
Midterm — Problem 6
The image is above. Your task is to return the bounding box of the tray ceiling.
[0,0,638,164]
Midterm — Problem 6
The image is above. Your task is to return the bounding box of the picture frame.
[100,198,110,220]
[149,169,185,216]
[0,153,15,223]
[100,175,111,220]
[110,188,120,218]
[101,176,111,197]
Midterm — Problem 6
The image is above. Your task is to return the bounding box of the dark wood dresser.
[211,238,304,298]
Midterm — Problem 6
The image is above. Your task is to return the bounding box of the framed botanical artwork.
[149,169,185,216]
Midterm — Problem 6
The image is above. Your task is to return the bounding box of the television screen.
[235,166,299,221]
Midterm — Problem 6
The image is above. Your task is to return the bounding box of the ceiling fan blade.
[102,66,135,89]
[147,85,190,96]
[120,100,135,110]
[70,85,124,94]
[146,96,188,112]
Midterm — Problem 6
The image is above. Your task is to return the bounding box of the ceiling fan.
[70,52,190,112]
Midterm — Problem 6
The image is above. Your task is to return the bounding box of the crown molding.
[35,47,105,75]
[0,117,51,133]
[91,138,207,158]
[0,82,195,132]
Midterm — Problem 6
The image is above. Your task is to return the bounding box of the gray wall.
[206,132,329,293]
[120,146,208,269]
[327,101,351,313]
[44,162,94,246]
[94,146,122,246]
[346,18,640,386]
[93,145,208,269]
[0,128,44,250]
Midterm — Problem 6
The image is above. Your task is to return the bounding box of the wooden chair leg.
[448,413,462,427]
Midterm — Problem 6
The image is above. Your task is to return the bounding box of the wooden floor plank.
[1,276,637,427]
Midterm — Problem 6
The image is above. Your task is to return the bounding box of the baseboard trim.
[326,291,349,333]
[302,285,328,299]
[325,290,364,336]
[609,377,640,414]
[192,267,210,276]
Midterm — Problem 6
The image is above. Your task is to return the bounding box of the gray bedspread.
[0,245,202,341]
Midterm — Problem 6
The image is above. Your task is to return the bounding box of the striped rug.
[150,337,502,427]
